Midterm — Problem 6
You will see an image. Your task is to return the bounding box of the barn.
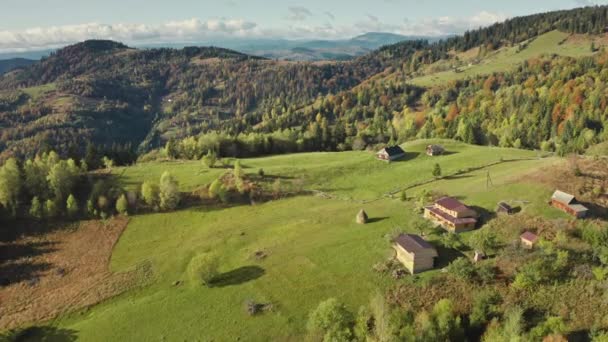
[551,190,588,218]
[393,234,438,274]
[376,146,406,162]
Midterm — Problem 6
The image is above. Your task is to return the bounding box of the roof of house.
[568,204,589,213]
[379,145,405,156]
[520,231,539,243]
[435,197,471,213]
[394,234,438,255]
[427,144,445,152]
[425,206,478,225]
[498,202,513,210]
[551,190,576,205]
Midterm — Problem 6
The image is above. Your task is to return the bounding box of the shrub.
[307,298,354,341]
[447,257,476,280]
[44,199,59,218]
[141,181,160,208]
[116,194,129,215]
[66,194,79,218]
[201,150,217,168]
[432,163,442,178]
[159,172,180,211]
[29,196,43,220]
[187,253,220,286]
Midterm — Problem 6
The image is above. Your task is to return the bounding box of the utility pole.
[486,170,494,190]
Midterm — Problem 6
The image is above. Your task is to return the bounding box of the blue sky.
[0,0,605,52]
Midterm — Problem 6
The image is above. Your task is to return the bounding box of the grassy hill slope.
[38,140,567,341]
[408,30,603,87]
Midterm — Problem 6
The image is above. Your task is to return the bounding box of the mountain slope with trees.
[1,6,608,163]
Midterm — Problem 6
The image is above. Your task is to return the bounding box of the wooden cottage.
[393,234,438,274]
[551,190,588,218]
[426,144,445,156]
[356,209,368,224]
[520,231,538,249]
[497,202,514,215]
[376,146,406,162]
[424,197,478,233]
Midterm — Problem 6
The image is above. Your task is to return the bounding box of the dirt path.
[0,217,151,330]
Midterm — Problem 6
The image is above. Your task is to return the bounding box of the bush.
[201,150,217,168]
[44,199,59,218]
[187,253,220,286]
[29,196,43,220]
[307,298,354,341]
[141,181,159,208]
[66,194,79,218]
[447,257,476,280]
[116,194,129,215]
[159,172,180,211]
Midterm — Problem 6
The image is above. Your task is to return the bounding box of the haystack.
[356,209,368,224]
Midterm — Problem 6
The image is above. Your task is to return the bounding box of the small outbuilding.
[551,190,588,218]
[497,202,515,215]
[520,231,539,249]
[426,144,445,156]
[393,234,438,274]
[377,146,406,162]
[356,209,368,224]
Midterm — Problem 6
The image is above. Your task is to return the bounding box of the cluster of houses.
[391,190,589,274]
[376,144,592,275]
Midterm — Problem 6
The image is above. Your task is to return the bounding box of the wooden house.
[424,197,478,233]
[497,202,514,215]
[376,146,406,162]
[520,231,538,249]
[393,234,438,274]
[426,144,445,156]
[551,190,588,218]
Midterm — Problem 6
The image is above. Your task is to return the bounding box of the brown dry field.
[0,217,151,330]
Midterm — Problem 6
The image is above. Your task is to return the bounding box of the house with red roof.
[520,231,539,249]
[423,197,478,233]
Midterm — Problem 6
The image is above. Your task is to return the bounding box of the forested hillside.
[1,6,608,164]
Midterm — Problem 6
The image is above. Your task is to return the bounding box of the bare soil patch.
[0,217,151,330]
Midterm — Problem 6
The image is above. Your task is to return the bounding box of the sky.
[0,0,606,52]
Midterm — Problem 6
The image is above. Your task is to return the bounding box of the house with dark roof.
[551,190,588,218]
[426,144,445,156]
[520,231,539,249]
[393,234,438,274]
[497,202,514,215]
[376,146,406,162]
[424,197,478,233]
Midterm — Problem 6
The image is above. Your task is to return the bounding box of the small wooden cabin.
[497,202,514,215]
[426,144,445,156]
[377,146,406,162]
[520,231,538,249]
[393,234,438,274]
[551,190,588,218]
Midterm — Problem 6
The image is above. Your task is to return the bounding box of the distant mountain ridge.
[0,32,443,62]
[0,58,36,74]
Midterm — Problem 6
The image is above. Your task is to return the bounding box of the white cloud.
[0,11,508,52]
[0,19,259,52]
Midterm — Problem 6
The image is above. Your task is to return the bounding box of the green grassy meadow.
[409,30,597,87]
[39,140,568,341]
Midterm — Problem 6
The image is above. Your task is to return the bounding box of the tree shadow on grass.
[434,245,466,269]
[211,266,265,288]
[367,217,389,224]
[389,152,420,163]
[0,241,58,263]
[0,261,52,287]
[2,326,78,342]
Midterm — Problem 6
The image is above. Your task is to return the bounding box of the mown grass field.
[36,140,567,341]
[408,30,599,87]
